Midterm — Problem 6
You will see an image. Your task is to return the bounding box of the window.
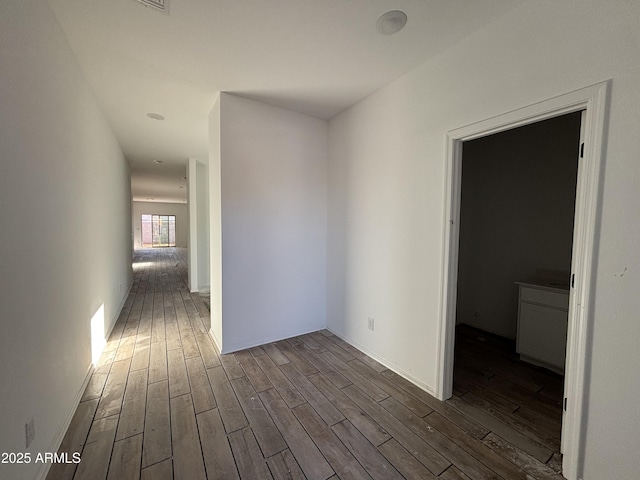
[141,214,176,247]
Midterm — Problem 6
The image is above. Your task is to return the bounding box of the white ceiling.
[47,0,524,203]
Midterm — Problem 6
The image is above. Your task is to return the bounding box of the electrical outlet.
[25,417,35,448]
[368,317,375,331]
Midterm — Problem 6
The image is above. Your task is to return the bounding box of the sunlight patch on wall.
[91,304,106,366]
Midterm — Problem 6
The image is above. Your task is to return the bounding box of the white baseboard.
[326,328,437,397]
[35,363,94,480]
[208,328,222,354]
[218,324,325,355]
[36,280,132,479]
[105,280,134,337]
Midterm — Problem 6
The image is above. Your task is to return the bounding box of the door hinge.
[580,142,585,158]
[564,397,568,411]
[571,273,575,288]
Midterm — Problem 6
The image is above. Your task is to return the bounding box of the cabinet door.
[518,302,568,370]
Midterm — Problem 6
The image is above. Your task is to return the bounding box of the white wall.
[132,201,189,249]
[214,93,328,353]
[196,159,210,291]
[188,157,210,293]
[0,1,132,479]
[209,95,223,348]
[457,113,580,339]
[188,158,199,291]
[327,1,640,478]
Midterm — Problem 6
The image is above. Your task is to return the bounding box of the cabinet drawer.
[520,287,569,310]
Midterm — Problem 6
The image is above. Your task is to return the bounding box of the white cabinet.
[516,282,569,374]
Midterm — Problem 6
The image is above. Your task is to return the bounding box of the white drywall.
[196,159,210,292]
[209,95,223,349]
[327,1,640,478]
[188,157,210,293]
[188,158,199,291]
[132,201,189,249]
[0,1,132,479]
[214,93,328,353]
[457,113,580,339]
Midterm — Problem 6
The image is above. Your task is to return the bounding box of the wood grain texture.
[293,403,371,480]
[50,249,565,480]
[207,365,248,433]
[235,350,274,393]
[130,335,151,372]
[197,408,239,480]
[219,352,245,380]
[307,372,391,447]
[228,427,273,480]
[380,369,491,439]
[378,439,437,480]
[94,359,130,419]
[342,384,450,476]
[253,353,306,408]
[231,376,287,458]
[81,364,110,402]
[140,458,173,480]
[185,355,216,414]
[116,368,148,441]
[46,399,98,480]
[107,434,143,480]
[320,351,389,402]
[267,450,306,480]
[380,397,497,480]
[293,342,351,389]
[196,332,221,368]
[142,380,171,468]
[148,341,168,384]
[167,347,190,398]
[73,415,118,480]
[331,420,403,480]
[262,342,291,366]
[260,388,334,480]
[170,394,206,480]
[280,362,345,426]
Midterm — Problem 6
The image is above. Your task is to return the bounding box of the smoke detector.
[377,10,407,35]
[136,0,169,14]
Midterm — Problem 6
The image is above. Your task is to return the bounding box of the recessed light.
[377,10,407,35]
[153,160,163,164]
[146,112,165,120]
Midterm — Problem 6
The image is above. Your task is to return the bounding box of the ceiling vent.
[136,0,169,14]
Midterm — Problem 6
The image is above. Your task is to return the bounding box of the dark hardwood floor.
[46,248,565,480]
[452,325,564,478]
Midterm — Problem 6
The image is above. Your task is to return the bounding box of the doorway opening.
[141,214,176,248]
[452,110,581,474]
[437,82,609,480]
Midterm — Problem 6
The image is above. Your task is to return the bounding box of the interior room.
[453,111,582,464]
[2,1,640,480]
[457,113,581,344]
[132,201,189,250]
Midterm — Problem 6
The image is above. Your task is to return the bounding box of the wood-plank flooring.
[47,248,564,480]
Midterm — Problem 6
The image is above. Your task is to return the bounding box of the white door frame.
[435,81,609,480]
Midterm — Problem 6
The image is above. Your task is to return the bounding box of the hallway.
[47,248,564,480]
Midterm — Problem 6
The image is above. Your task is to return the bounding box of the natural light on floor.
[133,261,153,270]
[90,304,105,366]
